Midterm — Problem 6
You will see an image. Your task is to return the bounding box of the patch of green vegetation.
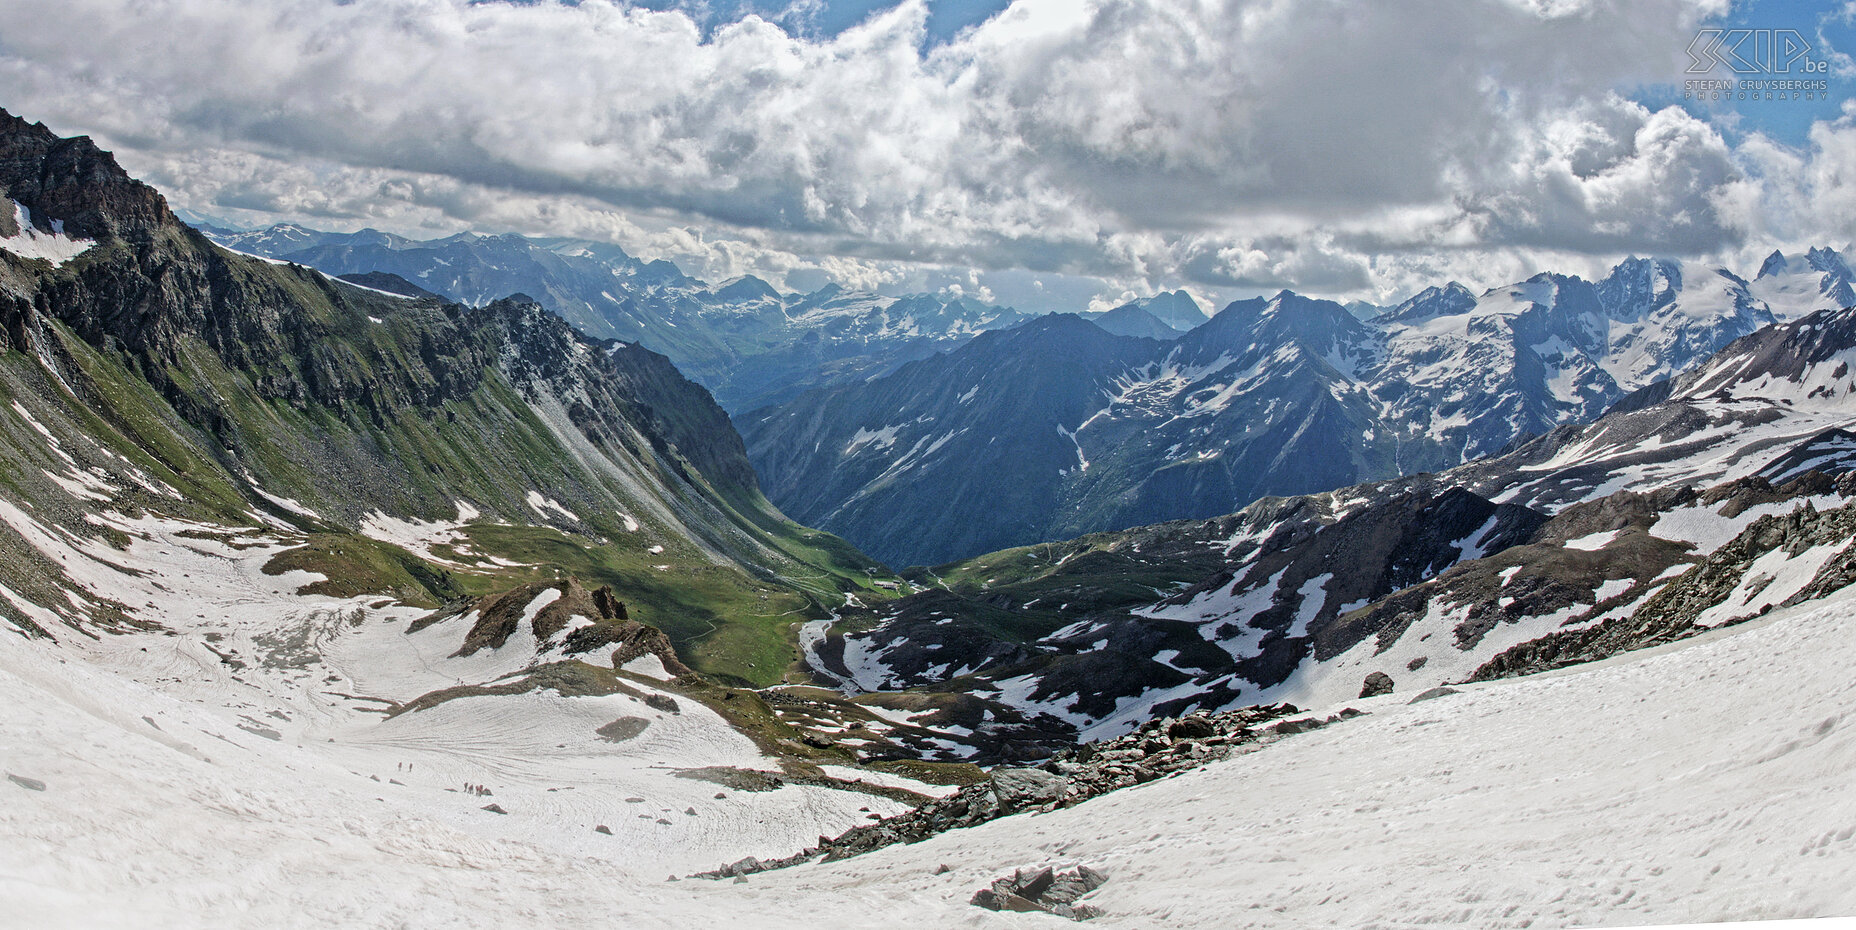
[661,675,859,766]
[897,528,1229,644]
[457,522,816,687]
[263,533,464,608]
[18,328,255,523]
[866,758,986,787]
[389,660,638,717]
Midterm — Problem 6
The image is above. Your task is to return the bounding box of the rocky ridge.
[695,701,1344,878]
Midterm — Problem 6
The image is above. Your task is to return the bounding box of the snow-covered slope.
[1598,259,1775,390]
[0,504,926,887]
[1749,246,1856,321]
[9,547,1856,927]
[1374,273,1616,461]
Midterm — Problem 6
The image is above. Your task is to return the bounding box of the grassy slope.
[1,243,896,687]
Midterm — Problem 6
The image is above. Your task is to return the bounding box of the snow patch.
[525,491,580,523]
[0,201,95,265]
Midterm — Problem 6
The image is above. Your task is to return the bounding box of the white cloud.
[2,0,1846,308]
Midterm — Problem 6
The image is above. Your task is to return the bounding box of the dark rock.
[481,803,507,814]
[700,702,1298,877]
[970,889,1047,913]
[644,694,681,714]
[595,824,612,835]
[1360,671,1395,697]
[6,773,46,792]
[1269,717,1326,736]
[971,865,1108,921]
[1167,715,1217,740]
[1410,686,1460,704]
[595,717,650,742]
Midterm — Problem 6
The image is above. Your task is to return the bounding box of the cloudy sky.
[4,0,1856,311]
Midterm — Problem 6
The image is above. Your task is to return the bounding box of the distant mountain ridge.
[798,302,1856,746]
[744,250,1855,568]
[201,222,1032,412]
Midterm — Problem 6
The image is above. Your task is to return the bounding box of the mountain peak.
[1758,249,1791,279]
[713,274,781,303]
[1133,290,1209,331]
[1379,281,1477,324]
[0,107,175,240]
[1598,256,1682,322]
[1091,303,1182,340]
[1807,245,1851,278]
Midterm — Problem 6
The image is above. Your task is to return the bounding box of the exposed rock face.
[1474,479,1856,680]
[0,108,174,240]
[412,578,690,676]
[988,768,1066,812]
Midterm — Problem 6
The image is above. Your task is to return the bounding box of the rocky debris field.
[694,701,1368,879]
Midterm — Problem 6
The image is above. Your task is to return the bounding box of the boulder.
[1167,715,1217,740]
[1360,671,1395,697]
[990,767,1066,812]
[971,865,1107,921]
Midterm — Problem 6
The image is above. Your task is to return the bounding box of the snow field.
[4,521,1856,927]
[0,504,929,917]
[736,586,1856,927]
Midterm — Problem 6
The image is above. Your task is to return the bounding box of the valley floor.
[6,551,1856,927]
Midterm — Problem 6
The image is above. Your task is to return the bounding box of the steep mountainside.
[204,223,1029,412]
[744,294,1432,569]
[0,108,884,688]
[1086,303,1180,340]
[743,314,1163,569]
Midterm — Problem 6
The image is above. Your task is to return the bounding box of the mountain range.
[799,302,1856,747]
[200,221,1033,414]
[742,253,1852,567]
[10,103,1856,928]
